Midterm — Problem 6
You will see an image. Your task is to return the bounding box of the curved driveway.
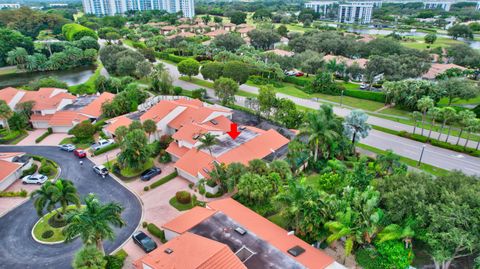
[0,146,142,269]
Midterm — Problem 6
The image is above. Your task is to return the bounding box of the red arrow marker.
[227,123,241,140]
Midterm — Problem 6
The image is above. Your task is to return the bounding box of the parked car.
[59,144,75,152]
[93,165,109,177]
[91,139,114,151]
[22,174,48,184]
[74,149,87,158]
[132,231,157,253]
[285,70,296,76]
[140,167,162,181]
[360,83,370,90]
[295,71,304,77]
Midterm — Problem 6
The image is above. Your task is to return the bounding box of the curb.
[87,155,145,255]
[31,217,65,245]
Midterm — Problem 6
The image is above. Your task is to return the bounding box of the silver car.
[22,174,48,184]
[59,144,76,152]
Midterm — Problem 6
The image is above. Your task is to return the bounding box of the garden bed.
[0,129,28,144]
[32,205,82,244]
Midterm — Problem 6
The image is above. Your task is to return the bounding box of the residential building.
[305,1,337,18]
[0,87,114,132]
[103,98,290,184]
[338,1,374,24]
[0,152,33,191]
[422,63,466,80]
[82,0,195,18]
[0,3,20,9]
[135,198,345,269]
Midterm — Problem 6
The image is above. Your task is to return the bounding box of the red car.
[295,72,304,77]
[74,149,87,158]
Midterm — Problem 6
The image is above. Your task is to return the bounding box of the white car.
[285,70,296,76]
[59,144,76,152]
[93,165,109,177]
[22,174,48,184]
[91,139,114,151]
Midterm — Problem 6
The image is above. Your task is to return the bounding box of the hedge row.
[344,89,386,103]
[62,23,98,41]
[35,128,52,144]
[399,131,480,157]
[92,143,118,156]
[283,76,311,87]
[149,171,178,189]
[155,52,190,63]
[147,223,166,243]
[0,189,27,197]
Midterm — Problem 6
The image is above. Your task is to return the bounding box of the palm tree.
[72,246,107,269]
[416,96,434,136]
[378,223,415,249]
[300,105,340,162]
[411,111,422,135]
[427,107,441,140]
[456,110,476,145]
[142,119,157,141]
[49,179,81,217]
[437,107,456,141]
[63,194,125,254]
[463,118,479,149]
[343,109,371,145]
[0,100,13,133]
[197,133,218,156]
[31,181,57,217]
[6,47,28,69]
[324,207,358,263]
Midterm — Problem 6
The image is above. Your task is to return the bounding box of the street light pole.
[417,145,426,166]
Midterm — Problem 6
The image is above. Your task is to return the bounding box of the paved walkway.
[17,129,69,146]
[161,61,480,175]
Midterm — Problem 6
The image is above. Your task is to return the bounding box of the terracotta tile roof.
[166,142,190,158]
[208,198,335,269]
[174,149,215,178]
[217,128,289,165]
[48,111,89,127]
[174,98,204,108]
[19,88,76,111]
[236,26,255,34]
[0,87,21,105]
[206,29,228,37]
[140,100,183,123]
[30,114,53,122]
[0,152,24,160]
[172,123,218,145]
[265,49,294,57]
[104,115,132,134]
[323,55,368,69]
[134,232,246,269]
[422,63,466,79]
[80,92,115,118]
[0,159,22,183]
[163,207,217,234]
[203,115,232,132]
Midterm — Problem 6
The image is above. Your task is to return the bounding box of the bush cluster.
[21,164,38,177]
[344,89,386,103]
[0,189,28,197]
[283,76,310,87]
[93,143,118,156]
[105,249,128,269]
[62,23,98,41]
[147,223,166,243]
[399,131,480,157]
[41,230,54,239]
[175,191,191,204]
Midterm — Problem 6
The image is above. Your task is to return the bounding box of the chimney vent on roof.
[164,248,174,254]
[234,227,246,235]
[287,246,305,257]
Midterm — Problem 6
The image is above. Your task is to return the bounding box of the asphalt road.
[161,61,480,175]
[0,146,142,269]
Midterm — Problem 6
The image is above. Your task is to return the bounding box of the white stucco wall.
[177,168,199,184]
[164,229,180,241]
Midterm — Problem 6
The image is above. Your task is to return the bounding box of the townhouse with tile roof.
[102,98,290,185]
[0,87,114,132]
[134,198,345,269]
[0,152,33,191]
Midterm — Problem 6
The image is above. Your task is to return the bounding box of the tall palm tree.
[456,110,476,145]
[0,100,13,133]
[49,179,81,216]
[416,96,434,136]
[300,105,339,162]
[427,107,441,140]
[63,194,125,254]
[411,111,422,135]
[463,118,479,149]
[6,47,28,69]
[437,107,456,141]
[324,207,358,262]
[142,119,157,141]
[197,133,218,156]
[31,181,57,217]
[378,223,415,249]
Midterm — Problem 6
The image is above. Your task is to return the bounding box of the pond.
[0,66,96,88]
[346,27,480,49]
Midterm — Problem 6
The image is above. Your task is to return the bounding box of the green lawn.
[32,205,83,243]
[179,76,214,88]
[400,36,463,50]
[0,66,18,76]
[357,143,449,177]
[169,196,195,211]
[120,158,154,177]
[438,95,480,106]
[0,129,28,144]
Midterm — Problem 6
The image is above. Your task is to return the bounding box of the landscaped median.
[32,205,83,244]
[104,158,154,181]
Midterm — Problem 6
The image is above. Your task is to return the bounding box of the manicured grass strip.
[179,76,214,88]
[169,196,195,211]
[0,129,28,144]
[59,137,92,149]
[357,143,449,177]
[32,205,83,243]
[149,171,178,189]
[92,143,118,156]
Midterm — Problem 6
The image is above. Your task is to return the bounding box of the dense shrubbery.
[105,249,128,269]
[0,189,27,197]
[175,191,191,204]
[62,23,98,41]
[283,76,311,87]
[21,164,38,177]
[93,143,118,156]
[344,89,386,103]
[149,171,177,189]
[399,131,480,157]
[35,128,52,143]
[147,223,166,243]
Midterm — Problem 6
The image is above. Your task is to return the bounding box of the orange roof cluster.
[80,92,115,118]
[104,115,133,135]
[48,111,90,127]
[265,49,295,57]
[0,87,19,105]
[323,55,368,69]
[209,199,336,269]
[0,87,76,111]
[174,149,215,178]
[422,63,466,79]
[166,142,190,158]
[134,232,246,269]
[163,207,216,234]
